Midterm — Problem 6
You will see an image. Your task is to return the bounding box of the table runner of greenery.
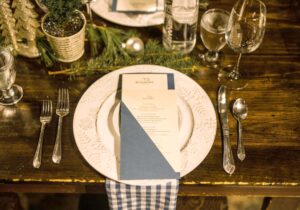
[2,24,202,77]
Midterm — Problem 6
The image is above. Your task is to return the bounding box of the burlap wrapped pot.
[41,10,86,63]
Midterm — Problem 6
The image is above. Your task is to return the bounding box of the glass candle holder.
[0,48,23,105]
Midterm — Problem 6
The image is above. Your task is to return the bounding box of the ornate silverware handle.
[218,85,235,175]
[33,122,46,168]
[52,116,63,164]
[222,130,235,175]
[237,119,246,161]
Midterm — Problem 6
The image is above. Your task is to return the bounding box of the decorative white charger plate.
[90,0,164,27]
[73,65,217,185]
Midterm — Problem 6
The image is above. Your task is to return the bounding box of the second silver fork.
[52,88,69,164]
[33,100,53,168]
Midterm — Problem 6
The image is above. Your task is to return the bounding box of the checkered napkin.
[106,179,179,210]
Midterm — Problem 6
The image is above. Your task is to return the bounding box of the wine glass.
[218,0,266,90]
[0,48,23,105]
[199,8,229,68]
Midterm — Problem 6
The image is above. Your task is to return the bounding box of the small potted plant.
[41,0,86,62]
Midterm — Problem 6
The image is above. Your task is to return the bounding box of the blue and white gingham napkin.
[106,179,179,210]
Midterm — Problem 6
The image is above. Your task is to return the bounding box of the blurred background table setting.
[0,0,300,209]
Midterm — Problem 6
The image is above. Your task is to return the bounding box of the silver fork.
[52,88,69,164]
[33,100,53,168]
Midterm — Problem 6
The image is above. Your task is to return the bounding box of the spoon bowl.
[233,98,248,120]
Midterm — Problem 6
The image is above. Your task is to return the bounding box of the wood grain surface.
[0,0,299,196]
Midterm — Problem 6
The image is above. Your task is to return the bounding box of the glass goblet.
[199,8,229,68]
[0,48,23,105]
[218,0,267,90]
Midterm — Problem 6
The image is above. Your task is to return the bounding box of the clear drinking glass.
[200,8,229,68]
[218,0,266,90]
[0,48,23,105]
[163,0,199,54]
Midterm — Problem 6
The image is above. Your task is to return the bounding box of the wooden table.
[0,0,299,197]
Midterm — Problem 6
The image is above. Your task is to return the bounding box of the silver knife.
[218,85,235,175]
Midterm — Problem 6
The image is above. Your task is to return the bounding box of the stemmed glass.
[218,0,266,90]
[0,48,23,105]
[200,8,229,68]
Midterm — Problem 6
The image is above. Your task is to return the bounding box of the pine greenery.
[42,0,82,25]
[47,25,201,77]
[36,36,57,67]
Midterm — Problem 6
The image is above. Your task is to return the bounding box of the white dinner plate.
[90,0,164,27]
[73,65,217,185]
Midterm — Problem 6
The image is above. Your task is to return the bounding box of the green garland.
[36,36,57,67]
[0,23,202,76]
[44,24,202,77]
[0,24,202,76]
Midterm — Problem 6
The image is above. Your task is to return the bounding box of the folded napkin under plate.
[106,179,179,210]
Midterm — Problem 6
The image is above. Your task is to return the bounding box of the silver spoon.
[232,98,248,161]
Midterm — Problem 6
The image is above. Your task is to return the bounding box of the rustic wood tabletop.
[0,0,299,196]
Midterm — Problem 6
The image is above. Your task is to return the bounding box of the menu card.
[120,73,180,180]
[112,0,158,13]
